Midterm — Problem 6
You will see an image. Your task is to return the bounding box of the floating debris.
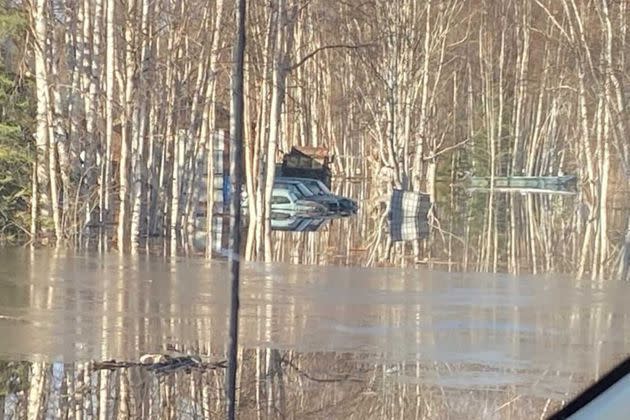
[139,353,170,365]
[93,354,226,375]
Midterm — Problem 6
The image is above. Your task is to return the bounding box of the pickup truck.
[241,186,328,218]
[269,186,328,217]
[273,179,341,213]
[276,177,358,214]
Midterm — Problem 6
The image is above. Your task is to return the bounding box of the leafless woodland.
[15,0,626,279]
[2,1,629,419]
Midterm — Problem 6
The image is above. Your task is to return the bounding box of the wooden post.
[226,0,246,417]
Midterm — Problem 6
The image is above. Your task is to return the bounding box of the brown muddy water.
[1,248,630,419]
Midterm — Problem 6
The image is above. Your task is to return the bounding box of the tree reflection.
[3,351,570,419]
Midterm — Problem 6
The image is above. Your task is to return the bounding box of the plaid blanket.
[390,189,431,242]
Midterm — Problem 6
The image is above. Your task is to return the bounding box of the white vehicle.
[273,179,341,213]
[240,185,328,217]
[276,177,359,214]
[270,187,328,217]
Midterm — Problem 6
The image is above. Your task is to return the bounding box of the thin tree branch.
[533,0,573,44]
[425,138,470,160]
[289,43,374,71]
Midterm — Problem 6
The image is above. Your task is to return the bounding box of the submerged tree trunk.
[131,0,152,252]
[118,0,137,251]
[32,0,53,242]
[263,0,292,262]
[102,0,115,232]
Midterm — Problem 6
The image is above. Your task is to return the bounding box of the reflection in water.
[270,215,329,232]
[0,352,568,419]
[272,180,628,278]
[2,249,630,418]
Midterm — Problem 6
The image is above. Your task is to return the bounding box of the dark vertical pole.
[227,0,246,418]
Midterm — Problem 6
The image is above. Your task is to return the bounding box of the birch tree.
[31,0,54,242]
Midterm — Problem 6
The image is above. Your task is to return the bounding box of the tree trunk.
[103,0,115,230]
[263,0,290,262]
[131,0,152,252]
[32,0,52,242]
[118,0,137,251]
[200,0,225,258]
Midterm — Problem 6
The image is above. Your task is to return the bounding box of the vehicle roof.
[276,177,326,188]
[276,176,319,182]
[271,187,292,193]
[274,179,309,184]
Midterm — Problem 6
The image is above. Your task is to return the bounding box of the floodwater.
[2,248,630,418]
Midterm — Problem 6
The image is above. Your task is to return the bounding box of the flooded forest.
[1,0,630,419]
